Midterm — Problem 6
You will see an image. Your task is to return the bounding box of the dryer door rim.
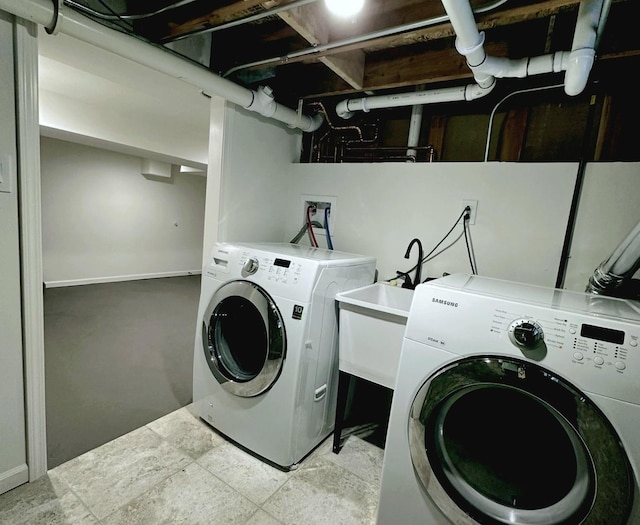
[408,355,634,525]
[202,279,286,398]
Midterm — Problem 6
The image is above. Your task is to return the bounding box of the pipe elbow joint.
[301,113,324,132]
[564,48,595,96]
[335,100,354,119]
[465,81,495,101]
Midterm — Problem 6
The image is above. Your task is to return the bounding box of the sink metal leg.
[333,371,353,454]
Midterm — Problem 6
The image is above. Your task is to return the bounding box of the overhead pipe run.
[0,0,323,133]
[336,0,606,119]
[224,0,509,78]
[336,84,494,119]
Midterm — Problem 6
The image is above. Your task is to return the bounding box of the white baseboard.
[0,464,29,495]
[44,270,202,289]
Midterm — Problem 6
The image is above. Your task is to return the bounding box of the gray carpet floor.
[44,275,201,469]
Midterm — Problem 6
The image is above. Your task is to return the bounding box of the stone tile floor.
[0,405,384,524]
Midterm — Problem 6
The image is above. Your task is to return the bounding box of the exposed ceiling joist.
[64,0,639,104]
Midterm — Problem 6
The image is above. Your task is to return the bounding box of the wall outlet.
[462,199,478,225]
[301,195,337,238]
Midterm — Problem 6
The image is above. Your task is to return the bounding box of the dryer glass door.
[202,280,286,397]
[408,356,633,525]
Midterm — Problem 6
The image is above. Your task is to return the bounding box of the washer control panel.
[565,320,631,371]
[508,319,545,349]
[490,305,638,402]
[498,309,636,372]
[242,256,260,276]
[409,274,640,402]
[238,253,306,286]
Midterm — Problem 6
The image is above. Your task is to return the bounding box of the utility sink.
[335,283,414,389]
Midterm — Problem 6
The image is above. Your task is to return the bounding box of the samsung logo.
[432,297,458,308]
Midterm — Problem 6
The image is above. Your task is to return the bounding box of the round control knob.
[242,257,259,275]
[508,319,544,349]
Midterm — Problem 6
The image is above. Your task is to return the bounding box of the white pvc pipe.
[565,0,603,96]
[335,0,606,120]
[474,51,569,79]
[0,0,323,132]
[406,102,423,160]
[224,0,509,78]
[336,84,494,119]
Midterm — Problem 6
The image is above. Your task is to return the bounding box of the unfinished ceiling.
[63,0,639,108]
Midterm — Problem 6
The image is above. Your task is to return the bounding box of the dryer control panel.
[406,273,640,403]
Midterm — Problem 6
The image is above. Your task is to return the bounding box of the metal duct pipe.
[585,220,640,297]
[0,0,323,132]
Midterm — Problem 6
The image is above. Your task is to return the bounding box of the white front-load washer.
[377,273,640,525]
[193,242,376,470]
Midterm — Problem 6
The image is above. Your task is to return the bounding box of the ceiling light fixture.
[324,0,364,18]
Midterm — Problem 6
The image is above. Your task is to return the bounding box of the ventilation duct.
[0,0,323,133]
[336,0,607,119]
[585,220,640,299]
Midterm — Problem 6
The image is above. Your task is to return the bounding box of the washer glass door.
[202,280,286,397]
[409,356,633,525]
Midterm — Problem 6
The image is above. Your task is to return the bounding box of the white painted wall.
[212,105,301,247]
[0,11,28,495]
[285,163,578,288]
[564,163,640,292]
[38,28,210,169]
[41,137,206,286]
[210,111,640,293]
[213,105,579,288]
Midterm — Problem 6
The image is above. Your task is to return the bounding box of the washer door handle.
[314,384,327,401]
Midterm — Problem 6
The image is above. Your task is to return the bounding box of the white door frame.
[15,16,48,480]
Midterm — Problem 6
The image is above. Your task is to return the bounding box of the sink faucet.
[402,238,423,290]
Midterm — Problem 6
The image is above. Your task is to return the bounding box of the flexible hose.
[306,206,319,247]
[324,207,334,250]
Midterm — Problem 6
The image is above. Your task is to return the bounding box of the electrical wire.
[423,232,464,263]
[91,0,134,30]
[64,0,198,21]
[463,215,477,274]
[484,83,563,162]
[386,208,469,283]
[420,208,468,263]
[306,205,319,247]
[324,207,334,250]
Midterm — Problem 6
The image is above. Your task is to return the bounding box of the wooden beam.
[162,0,291,40]
[278,3,366,89]
[221,0,579,83]
[363,42,507,90]
[499,107,529,161]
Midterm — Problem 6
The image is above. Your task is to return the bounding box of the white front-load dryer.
[193,242,376,470]
[377,273,640,525]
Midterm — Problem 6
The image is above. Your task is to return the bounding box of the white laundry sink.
[335,283,414,389]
